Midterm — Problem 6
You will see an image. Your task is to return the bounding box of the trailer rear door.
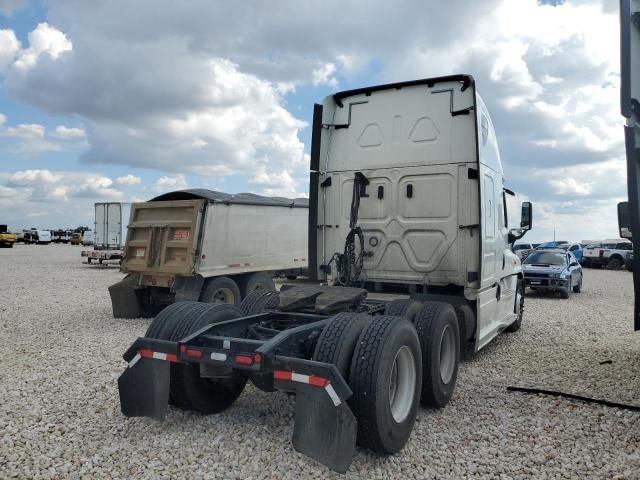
[95,203,126,249]
[121,199,205,276]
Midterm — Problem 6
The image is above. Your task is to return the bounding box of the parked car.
[582,240,632,269]
[513,242,534,261]
[522,249,583,299]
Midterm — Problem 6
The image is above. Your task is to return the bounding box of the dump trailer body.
[121,192,308,279]
[111,189,308,317]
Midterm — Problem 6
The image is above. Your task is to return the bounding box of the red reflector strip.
[308,375,329,387]
[235,355,254,366]
[274,370,292,381]
[273,370,329,387]
[185,349,203,359]
[138,349,178,363]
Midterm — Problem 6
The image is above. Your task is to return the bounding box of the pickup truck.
[582,240,632,269]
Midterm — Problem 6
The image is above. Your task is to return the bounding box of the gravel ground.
[1,244,639,479]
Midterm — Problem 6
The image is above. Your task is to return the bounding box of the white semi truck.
[109,190,309,318]
[117,75,532,472]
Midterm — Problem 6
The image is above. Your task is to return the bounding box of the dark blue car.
[522,249,583,299]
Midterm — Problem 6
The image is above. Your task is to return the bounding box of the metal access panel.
[95,202,129,250]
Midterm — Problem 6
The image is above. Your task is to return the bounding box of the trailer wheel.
[312,312,370,380]
[200,276,241,305]
[239,289,280,315]
[505,279,524,333]
[348,315,422,453]
[238,272,276,297]
[384,299,422,323]
[414,302,459,408]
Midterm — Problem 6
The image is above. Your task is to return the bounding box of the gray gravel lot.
[1,244,639,479]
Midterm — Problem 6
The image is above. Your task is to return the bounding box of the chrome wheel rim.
[439,325,456,384]
[388,346,416,423]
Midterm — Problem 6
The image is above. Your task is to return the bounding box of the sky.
[0,0,627,242]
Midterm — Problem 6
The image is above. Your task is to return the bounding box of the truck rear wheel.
[348,315,422,453]
[384,299,422,323]
[200,276,241,305]
[144,302,247,413]
[239,289,280,315]
[238,272,276,297]
[414,302,460,408]
[312,312,370,380]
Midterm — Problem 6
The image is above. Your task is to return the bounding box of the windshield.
[524,252,566,266]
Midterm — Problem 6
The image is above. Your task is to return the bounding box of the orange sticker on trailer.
[173,229,191,240]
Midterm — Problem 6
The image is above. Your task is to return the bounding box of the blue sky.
[0,0,627,242]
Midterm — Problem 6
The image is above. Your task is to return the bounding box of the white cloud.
[311,62,338,87]
[0,116,61,153]
[0,29,20,70]
[13,23,72,71]
[249,168,307,198]
[116,174,141,186]
[53,125,86,139]
[152,174,187,192]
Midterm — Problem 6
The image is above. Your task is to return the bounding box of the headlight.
[549,273,560,278]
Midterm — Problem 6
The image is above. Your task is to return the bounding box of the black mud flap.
[109,274,142,319]
[117,358,170,420]
[292,385,357,473]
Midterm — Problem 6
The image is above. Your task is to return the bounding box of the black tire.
[200,276,241,305]
[505,279,524,333]
[285,274,297,280]
[560,287,570,299]
[348,316,422,453]
[238,272,276,297]
[170,304,247,413]
[607,257,622,270]
[312,312,370,380]
[384,299,422,323]
[144,301,247,413]
[414,302,460,408]
[573,275,582,293]
[239,289,280,316]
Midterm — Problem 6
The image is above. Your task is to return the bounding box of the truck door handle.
[406,184,413,198]
[377,186,384,199]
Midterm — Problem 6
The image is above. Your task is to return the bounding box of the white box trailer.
[109,189,308,317]
[81,202,131,264]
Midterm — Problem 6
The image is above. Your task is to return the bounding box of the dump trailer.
[109,190,309,318]
[118,75,533,472]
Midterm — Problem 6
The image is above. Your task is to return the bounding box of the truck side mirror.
[618,201,632,239]
[520,202,532,230]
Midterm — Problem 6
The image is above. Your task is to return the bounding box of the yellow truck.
[0,225,17,248]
